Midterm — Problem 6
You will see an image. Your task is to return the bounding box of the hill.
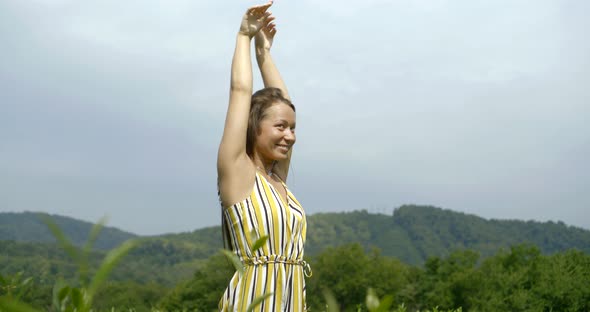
[0,211,137,250]
[0,205,590,276]
[155,205,589,265]
[2,207,589,311]
[305,205,590,263]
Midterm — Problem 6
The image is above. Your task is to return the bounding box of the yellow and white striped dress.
[219,171,308,311]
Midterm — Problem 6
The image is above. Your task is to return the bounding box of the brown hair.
[246,87,295,158]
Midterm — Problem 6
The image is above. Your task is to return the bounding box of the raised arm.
[255,21,290,100]
[218,3,274,204]
[254,19,294,181]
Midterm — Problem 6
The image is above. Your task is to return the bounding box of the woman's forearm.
[256,49,290,100]
[231,33,254,93]
[219,2,274,171]
[219,33,254,162]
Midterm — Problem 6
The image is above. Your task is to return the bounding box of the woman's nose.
[284,129,295,142]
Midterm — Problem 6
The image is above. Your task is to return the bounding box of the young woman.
[217,2,309,311]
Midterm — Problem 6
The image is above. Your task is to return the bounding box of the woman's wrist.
[238,31,253,40]
[255,47,271,57]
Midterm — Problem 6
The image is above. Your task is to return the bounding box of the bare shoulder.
[217,154,257,208]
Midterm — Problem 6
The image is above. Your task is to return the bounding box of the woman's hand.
[255,18,277,53]
[239,1,275,39]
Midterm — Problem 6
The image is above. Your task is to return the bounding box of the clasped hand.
[239,1,277,50]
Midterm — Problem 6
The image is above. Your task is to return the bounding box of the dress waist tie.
[243,255,312,277]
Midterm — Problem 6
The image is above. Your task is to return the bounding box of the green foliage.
[392,205,590,261]
[246,292,274,312]
[93,281,168,312]
[409,250,481,310]
[0,272,32,300]
[302,243,590,312]
[305,206,590,265]
[322,289,340,312]
[250,234,269,253]
[2,208,590,311]
[320,287,462,312]
[3,207,590,272]
[0,239,204,287]
[365,288,394,312]
[396,244,590,312]
[3,242,590,311]
[0,298,39,312]
[48,218,139,312]
[220,249,244,276]
[306,244,409,311]
[466,245,590,311]
[0,216,138,312]
[128,238,211,266]
[158,252,233,311]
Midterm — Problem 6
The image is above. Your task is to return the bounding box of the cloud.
[1,0,589,234]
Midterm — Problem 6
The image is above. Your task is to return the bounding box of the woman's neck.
[252,155,274,176]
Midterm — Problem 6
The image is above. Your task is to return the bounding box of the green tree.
[158,253,234,311]
[411,249,479,311]
[306,244,409,312]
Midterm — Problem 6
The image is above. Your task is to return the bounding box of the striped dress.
[219,171,308,311]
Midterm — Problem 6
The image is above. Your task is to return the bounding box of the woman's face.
[255,103,296,161]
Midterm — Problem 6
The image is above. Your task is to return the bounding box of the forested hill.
[305,205,590,264]
[0,211,137,250]
[2,206,589,265]
[161,205,590,264]
[2,208,589,311]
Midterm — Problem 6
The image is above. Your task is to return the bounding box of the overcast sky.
[1,0,588,235]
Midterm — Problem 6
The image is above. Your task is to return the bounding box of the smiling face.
[254,102,296,162]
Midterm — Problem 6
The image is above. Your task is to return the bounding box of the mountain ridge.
[1,206,587,239]
[1,205,589,287]
[1,206,588,265]
[0,211,137,250]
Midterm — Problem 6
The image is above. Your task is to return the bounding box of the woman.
[217,2,309,311]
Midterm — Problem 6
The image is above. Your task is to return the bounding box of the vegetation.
[306,206,590,263]
[1,216,138,312]
[3,206,589,266]
[0,212,136,250]
[1,207,589,311]
[158,244,589,311]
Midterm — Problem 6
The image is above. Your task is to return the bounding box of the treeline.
[316,244,589,311]
[160,244,589,311]
[3,207,590,267]
[3,244,589,311]
[2,208,590,311]
[0,239,208,287]
[306,207,590,264]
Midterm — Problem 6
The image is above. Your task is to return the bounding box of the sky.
[1,0,588,235]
